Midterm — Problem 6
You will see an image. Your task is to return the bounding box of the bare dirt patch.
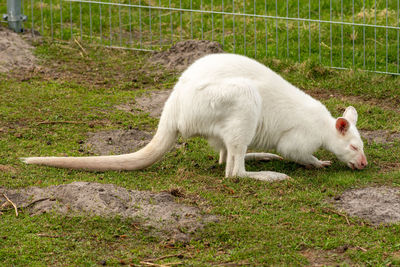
[333,186,400,225]
[300,247,352,266]
[0,164,16,173]
[360,130,400,145]
[0,27,37,72]
[0,182,217,242]
[84,129,153,155]
[151,40,224,71]
[116,90,171,118]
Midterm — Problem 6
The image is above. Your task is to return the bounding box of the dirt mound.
[151,40,223,71]
[116,90,171,118]
[361,130,400,145]
[85,129,153,155]
[333,186,400,225]
[0,26,37,72]
[0,182,217,241]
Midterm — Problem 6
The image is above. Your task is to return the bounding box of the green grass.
[0,38,400,266]
[1,0,399,74]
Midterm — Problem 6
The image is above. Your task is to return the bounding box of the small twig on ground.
[322,208,350,225]
[36,121,84,125]
[355,246,368,252]
[26,198,50,208]
[1,200,10,209]
[222,184,235,194]
[139,262,169,267]
[73,37,87,55]
[3,194,18,217]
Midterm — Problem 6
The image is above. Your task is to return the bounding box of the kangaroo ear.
[336,117,350,135]
[343,106,358,125]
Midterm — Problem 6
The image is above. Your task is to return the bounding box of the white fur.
[22,54,367,181]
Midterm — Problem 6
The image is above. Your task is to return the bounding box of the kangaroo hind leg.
[206,78,289,182]
[208,137,227,165]
[221,126,289,182]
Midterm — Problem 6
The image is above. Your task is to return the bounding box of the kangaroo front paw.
[305,160,331,169]
[315,160,331,168]
[245,153,283,162]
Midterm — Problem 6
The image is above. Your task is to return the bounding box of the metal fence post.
[3,0,27,33]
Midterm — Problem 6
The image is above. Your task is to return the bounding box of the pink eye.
[350,145,358,151]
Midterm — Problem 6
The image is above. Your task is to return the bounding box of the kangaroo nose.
[360,156,368,169]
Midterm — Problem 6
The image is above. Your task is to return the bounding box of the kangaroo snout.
[359,155,368,169]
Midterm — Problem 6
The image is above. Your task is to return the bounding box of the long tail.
[22,101,179,171]
[22,127,177,171]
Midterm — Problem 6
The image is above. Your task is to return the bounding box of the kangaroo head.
[331,106,367,170]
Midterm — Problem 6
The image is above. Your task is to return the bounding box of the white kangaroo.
[23,54,367,182]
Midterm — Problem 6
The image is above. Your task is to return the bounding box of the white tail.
[22,124,178,171]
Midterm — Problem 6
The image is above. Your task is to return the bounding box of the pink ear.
[343,106,358,125]
[336,117,350,135]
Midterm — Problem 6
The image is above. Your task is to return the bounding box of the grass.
[0,36,399,266]
[2,0,400,73]
[1,1,400,264]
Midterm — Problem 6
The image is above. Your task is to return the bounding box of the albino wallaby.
[23,54,367,182]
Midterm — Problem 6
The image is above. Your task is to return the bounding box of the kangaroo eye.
[350,145,358,151]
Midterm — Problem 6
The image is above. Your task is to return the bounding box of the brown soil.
[0,182,218,242]
[84,129,153,155]
[300,247,353,267]
[360,130,400,145]
[0,27,37,72]
[333,186,400,225]
[150,40,224,71]
[116,90,172,118]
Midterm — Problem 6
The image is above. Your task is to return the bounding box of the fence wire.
[4,0,400,75]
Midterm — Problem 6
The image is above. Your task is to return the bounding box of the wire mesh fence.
[2,0,400,75]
